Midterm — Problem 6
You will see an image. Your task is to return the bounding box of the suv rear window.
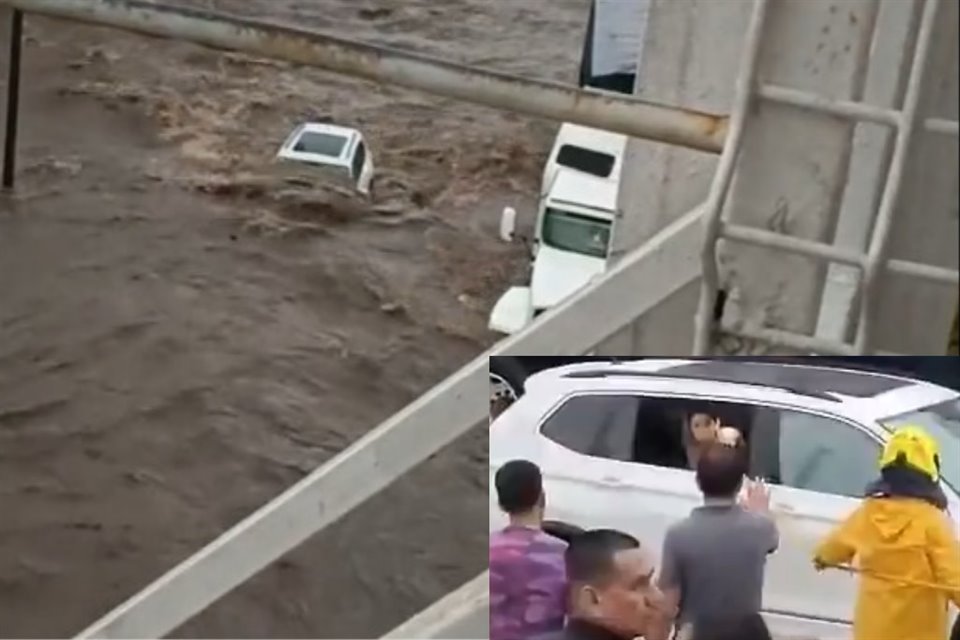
[294,132,347,158]
[541,394,640,461]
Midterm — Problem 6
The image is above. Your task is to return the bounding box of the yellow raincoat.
[814,497,960,640]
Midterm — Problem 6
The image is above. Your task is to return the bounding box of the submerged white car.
[275,122,375,195]
[489,358,960,639]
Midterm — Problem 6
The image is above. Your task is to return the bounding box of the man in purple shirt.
[490,460,568,640]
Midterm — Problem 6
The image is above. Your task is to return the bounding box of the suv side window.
[351,141,366,180]
[541,394,750,470]
[775,409,880,498]
[540,395,639,462]
[539,394,883,500]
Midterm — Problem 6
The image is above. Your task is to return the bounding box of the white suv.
[275,122,375,195]
[489,358,960,639]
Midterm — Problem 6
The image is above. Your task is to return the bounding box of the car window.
[776,410,880,498]
[537,393,884,496]
[542,207,612,259]
[540,395,639,462]
[351,141,366,180]
[556,144,615,178]
[881,398,960,494]
[293,131,347,157]
[540,394,748,471]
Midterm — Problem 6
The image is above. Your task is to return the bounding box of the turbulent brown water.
[0,1,590,637]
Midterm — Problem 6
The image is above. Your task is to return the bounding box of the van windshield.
[880,397,960,493]
[542,208,612,259]
[556,144,615,178]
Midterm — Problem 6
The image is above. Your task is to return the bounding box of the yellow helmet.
[879,425,941,481]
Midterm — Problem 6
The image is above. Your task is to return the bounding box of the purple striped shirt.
[489,525,568,640]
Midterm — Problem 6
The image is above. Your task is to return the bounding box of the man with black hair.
[536,528,668,640]
[490,460,568,640]
[649,444,778,640]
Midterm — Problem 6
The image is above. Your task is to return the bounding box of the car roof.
[526,358,958,426]
[547,167,619,213]
[555,123,628,158]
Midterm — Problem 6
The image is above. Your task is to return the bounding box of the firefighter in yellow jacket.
[812,425,960,640]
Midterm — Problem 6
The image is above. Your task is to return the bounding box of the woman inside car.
[682,404,745,470]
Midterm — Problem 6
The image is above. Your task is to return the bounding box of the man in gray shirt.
[648,443,779,640]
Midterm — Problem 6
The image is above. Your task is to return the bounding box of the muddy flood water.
[0,1,591,637]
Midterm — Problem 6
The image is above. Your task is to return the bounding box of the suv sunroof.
[660,361,909,398]
[564,361,913,400]
[564,368,841,402]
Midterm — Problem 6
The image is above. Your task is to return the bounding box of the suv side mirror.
[499,206,517,243]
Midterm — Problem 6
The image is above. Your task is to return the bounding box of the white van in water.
[489,123,627,334]
[541,122,628,194]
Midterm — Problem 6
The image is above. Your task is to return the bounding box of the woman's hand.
[717,426,742,447]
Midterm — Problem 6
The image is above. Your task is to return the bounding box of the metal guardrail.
[0,0,727,153]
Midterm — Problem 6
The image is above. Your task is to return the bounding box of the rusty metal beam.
[0,0,727,153]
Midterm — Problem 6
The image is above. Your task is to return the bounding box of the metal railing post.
[691,0,769,355]
[853,0,941,353]
[2,7,23,190]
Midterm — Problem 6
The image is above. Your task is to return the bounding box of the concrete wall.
[814,0,920,344]
[719,0,879,344]
[871,0,958,354]
[814,0,958,354]
[598,0,747,355]
[601,0,956,356]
